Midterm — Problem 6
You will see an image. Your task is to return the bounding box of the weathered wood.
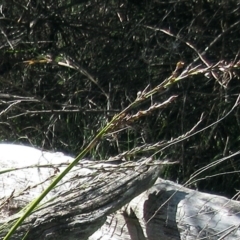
[0,144,169,239]
[90,178,240,240]
[2,144,239,240]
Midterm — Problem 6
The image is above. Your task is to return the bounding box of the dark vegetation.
[1,0,240,198]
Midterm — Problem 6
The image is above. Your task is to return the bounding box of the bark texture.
[1,144,239,240]
[0,144,169,239]
[90,178,240,240]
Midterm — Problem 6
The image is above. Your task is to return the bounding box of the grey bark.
[0,144,170,239]
[90,178,240,240]
[1,144,240,240]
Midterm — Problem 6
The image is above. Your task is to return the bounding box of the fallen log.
[1,144,239,240]
[90,178,240,240]
[0,144,170,239]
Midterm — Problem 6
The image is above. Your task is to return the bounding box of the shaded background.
[0,0,240,198]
